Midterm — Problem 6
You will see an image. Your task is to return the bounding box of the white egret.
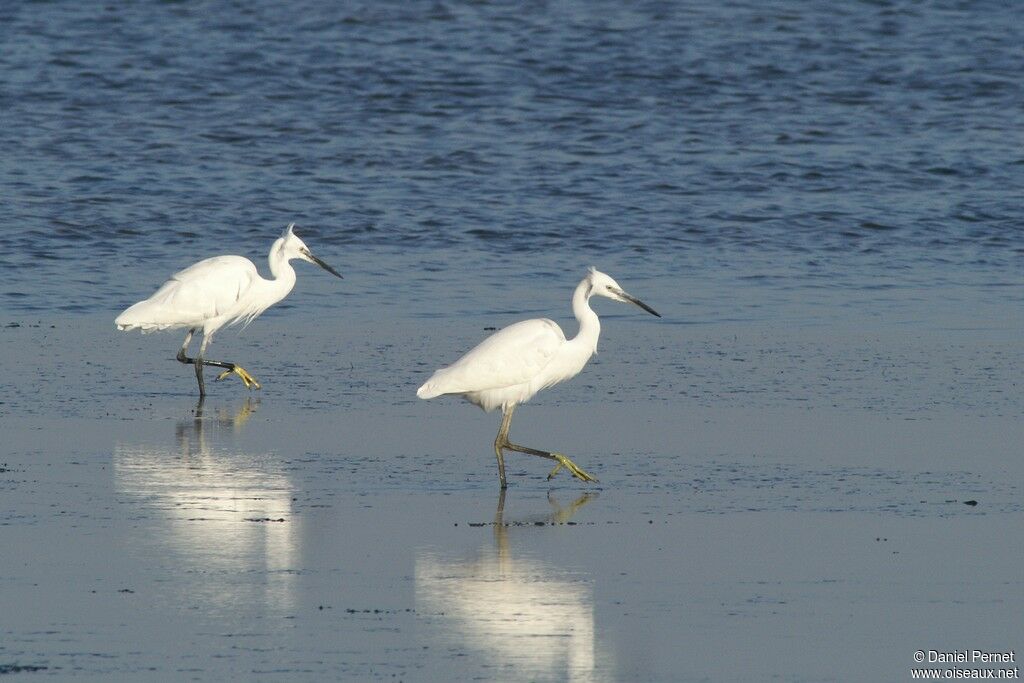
[417,267,661,488]
[115,223,342,397]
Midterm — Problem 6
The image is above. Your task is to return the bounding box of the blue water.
[1,1,1021,319]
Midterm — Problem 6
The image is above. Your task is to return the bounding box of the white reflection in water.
[114,399,297,612]
[417,492,611,682]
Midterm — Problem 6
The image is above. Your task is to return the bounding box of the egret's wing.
[116,256,259,331]
[419,318,565,397]
[149,256,259,321]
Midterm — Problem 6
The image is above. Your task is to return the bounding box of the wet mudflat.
[1,314,1020,682]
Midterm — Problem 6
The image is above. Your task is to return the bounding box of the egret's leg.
[174,329,206,396]
[176,329,196,364]
[213,363,261,390]
[195,335,210,397]
[504,443,599,484]
[201,334,261,390]
[495,488,507,520]
[175,330,261,392]
[493,407,513,489]
[494,405,598,485]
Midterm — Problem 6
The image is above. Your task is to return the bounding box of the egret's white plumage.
[416,317,575,412]
[417,267,660,488]
[116,255,270,334]
[116,223,342,396]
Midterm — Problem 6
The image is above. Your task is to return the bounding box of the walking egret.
[417,267,661,488]
[115,223,342,396]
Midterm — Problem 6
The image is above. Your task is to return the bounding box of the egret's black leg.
[175,330,261,394]
[494,404,598,485]
[196,333,212,397]
[195,354,206,396]
[176,329,196,366]
[175,329,205,397]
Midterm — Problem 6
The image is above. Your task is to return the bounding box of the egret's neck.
[264,247,298,303]
[570,278,600,355]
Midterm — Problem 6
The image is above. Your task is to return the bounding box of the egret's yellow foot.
[547,453,598,484]
[216,365,261,390]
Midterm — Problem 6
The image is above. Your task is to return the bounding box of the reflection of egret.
[175,396,259,451]
[114,399,297,612]
[417,492,611,682]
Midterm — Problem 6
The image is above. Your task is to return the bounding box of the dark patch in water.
[0,664,49,674]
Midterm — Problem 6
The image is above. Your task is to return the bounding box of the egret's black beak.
[303,249,343,279]
[621,291,661,318]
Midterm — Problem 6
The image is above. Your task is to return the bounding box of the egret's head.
[586,267,660,317]
[276,223,343,278]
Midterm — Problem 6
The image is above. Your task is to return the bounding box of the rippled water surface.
[1,2,1022,681]
[1,0,1022,318]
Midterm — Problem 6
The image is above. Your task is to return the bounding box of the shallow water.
[1,1,1022,681]
[2,407,1022,681]
[2,316,1022,681]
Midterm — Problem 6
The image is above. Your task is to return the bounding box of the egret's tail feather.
[416,381,444,400]
[418,365,465,399]
[115,300,186,332]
